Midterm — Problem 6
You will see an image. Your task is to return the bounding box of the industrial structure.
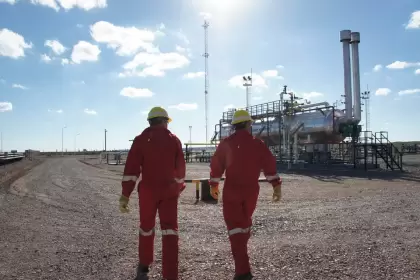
[207,30,403,171]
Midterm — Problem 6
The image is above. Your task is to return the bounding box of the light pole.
[74,133,80,153]
[189,126,192,143]
[61,125,67,156]
[242,69,253,109]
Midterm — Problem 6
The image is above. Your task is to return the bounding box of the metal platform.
[0,154,24,165]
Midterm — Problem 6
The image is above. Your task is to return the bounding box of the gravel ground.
[0,157,420,279]
[0,158,43,187]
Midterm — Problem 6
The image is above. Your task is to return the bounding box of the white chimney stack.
[340,30,353,121]
[350,32,361,122]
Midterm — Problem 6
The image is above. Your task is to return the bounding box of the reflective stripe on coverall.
[209,130,281,276]
[122,126,186,280]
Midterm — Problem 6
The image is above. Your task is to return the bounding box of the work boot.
[233,272,253,280]
[134,264,149,280]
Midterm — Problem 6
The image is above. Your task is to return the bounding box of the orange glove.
[179,183,186,194]
[270,178,282,202]
[210,185,219,200]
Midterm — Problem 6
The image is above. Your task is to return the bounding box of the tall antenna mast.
[203,20,209,144]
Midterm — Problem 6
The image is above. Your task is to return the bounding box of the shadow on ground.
[281,166,420,184]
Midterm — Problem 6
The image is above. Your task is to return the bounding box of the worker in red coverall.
[209,109,282,280]
[119,106,186,280]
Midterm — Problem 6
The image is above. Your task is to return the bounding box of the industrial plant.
[185,26,404,172]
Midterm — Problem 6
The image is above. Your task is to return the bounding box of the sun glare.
[193,0,254,25]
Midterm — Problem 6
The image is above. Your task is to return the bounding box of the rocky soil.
[0,157,419,279]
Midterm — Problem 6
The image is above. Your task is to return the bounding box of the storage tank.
[219,108,348,144]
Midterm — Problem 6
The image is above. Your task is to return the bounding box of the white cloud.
[0,28,32,59]
[301,92,324,100]
[183,72,204,79]
[199,12,212,20]
[415,69,420,75]
[76,24,83,28]
[57,0,107,11]
[28,0,106,11]
[228,73,267,90]
[30,0,60,11]
[84,108,97,115]
[120,87,154,98]
[12,83,28,90]
[252,96,263,101]
[276,65,284,69]
[0,102,12,112]
[45,39,66,55]
[373,64,382,72]
[398,89,420,95]
[261,69,283,79]
[48,109,63,113]
[71,41,100,64]
[175,30,190,45]
[386,61,420,69]
[375,88,391,96]
[175,45,192,58]
[176,45,186,52]
[0,0,16,3]
[158,23,165,30]
[90,21,158,56]
[406,10,420,29]
[120,52,190,77]
[168,103,198,111]
[40,54,52,62]
[61,58,69,65]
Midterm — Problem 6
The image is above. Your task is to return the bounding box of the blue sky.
[0,0,419,152]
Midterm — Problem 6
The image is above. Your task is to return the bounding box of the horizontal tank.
[220,109,349,144]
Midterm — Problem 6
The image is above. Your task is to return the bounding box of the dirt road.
[1,158,420,279]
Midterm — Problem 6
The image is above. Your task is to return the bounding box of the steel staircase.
[372,131,403,171]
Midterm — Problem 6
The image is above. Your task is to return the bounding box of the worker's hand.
[210,185,219,200]
[119,195,130,213]
[272,184,281,202]
[179,183,186,194]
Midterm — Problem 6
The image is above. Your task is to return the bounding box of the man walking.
[209,109,282,280]
[119,107,186,280]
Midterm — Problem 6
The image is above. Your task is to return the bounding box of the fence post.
[192,180,200,200]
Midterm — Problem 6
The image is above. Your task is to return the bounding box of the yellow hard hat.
[147,107,172,122]
[231,109,253,125]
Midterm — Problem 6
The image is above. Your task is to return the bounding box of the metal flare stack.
[340,30,362,123]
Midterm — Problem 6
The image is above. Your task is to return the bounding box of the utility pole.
[104,129,108,164]
[104,129,107,152]
[189,126,192,143]
[203,20,209,144]
[74,133,80,153]
[61,125,67,157]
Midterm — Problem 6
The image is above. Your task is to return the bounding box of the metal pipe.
[350,32,361,122]
[300,102,330,109]
[340,30,352,121]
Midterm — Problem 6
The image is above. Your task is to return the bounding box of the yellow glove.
[210,185,219,200]
[272,185,281,202]
[119,195,130,213]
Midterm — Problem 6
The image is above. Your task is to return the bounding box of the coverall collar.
[234,129,251,137]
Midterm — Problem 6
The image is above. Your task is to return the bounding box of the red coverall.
[209,130,281,276]
[121,126,186,280]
